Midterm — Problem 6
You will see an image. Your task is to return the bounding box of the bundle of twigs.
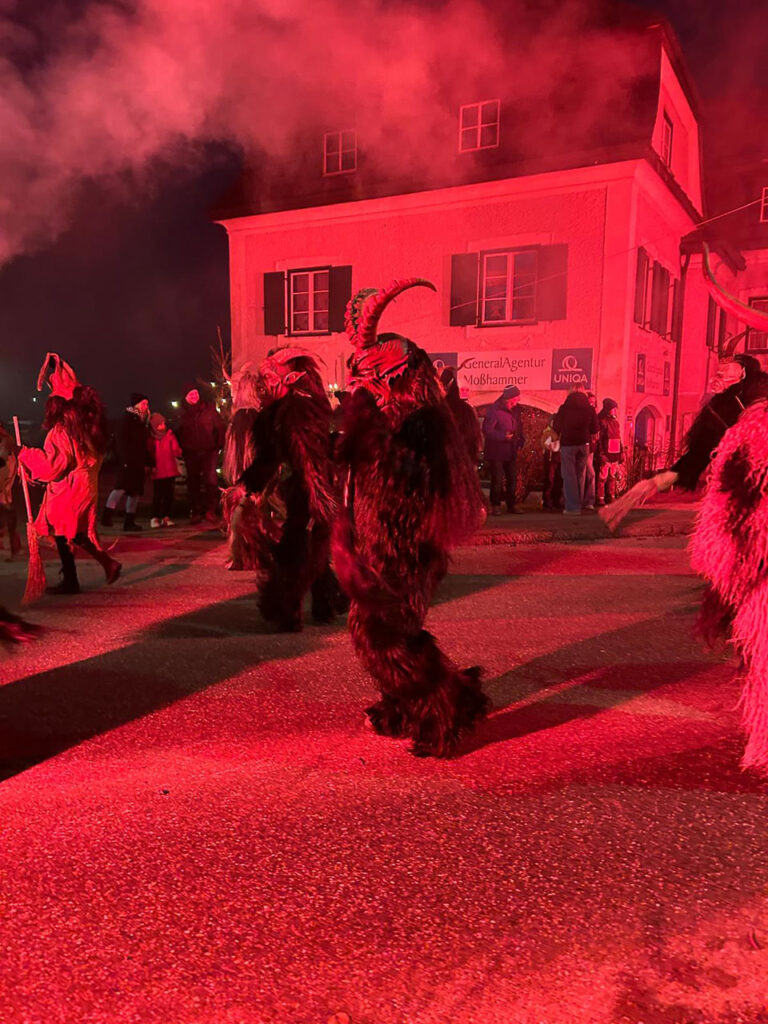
[12,416,46,604]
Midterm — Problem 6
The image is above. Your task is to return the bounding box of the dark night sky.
[0,0,765,420]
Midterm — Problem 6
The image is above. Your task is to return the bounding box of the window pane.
[481,100,499,124]
[485,254,507,275]
[292,313,310,333]
[341,130,356,150]
[460,127,478,151]
[313,291,329,313]
[325,133,340,155]
[511,295,536,320]
[313,310,329,332]
[479,123,498,148]
[313,271,329,290]
[484,278,507,299]
[293,292,309,313]
[340,149,356,171]
[483,299,506,321]
[461,104,479,129]
[292,273,309,293]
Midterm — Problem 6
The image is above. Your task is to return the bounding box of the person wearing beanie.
[101,393,151,531]
[552,386,599,515]
[595,398,623,506]
[176,385,225,525]
[481,385,524,515]
[148,413,182,527]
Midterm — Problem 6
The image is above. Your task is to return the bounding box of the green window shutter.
[328,265,353,333]
[705,296,717,349]
[263,272,286,335]
[536,244,568,321]
[634,247,649,325]
[450,253,479,326]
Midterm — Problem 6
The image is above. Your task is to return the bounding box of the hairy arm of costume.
[239,409,280,494]
[671,393,740,490]
[19,426,73,483]
[279,393,337,525]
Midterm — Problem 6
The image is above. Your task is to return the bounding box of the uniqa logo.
[554,353,588,385]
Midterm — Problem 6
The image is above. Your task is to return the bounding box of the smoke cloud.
[0,0,659,266]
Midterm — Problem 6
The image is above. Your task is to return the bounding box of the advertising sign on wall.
[428,348,593,393]
[635,352,669,396]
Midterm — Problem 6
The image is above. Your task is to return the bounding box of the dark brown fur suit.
[240,349,341,632]
[333,280,490,756]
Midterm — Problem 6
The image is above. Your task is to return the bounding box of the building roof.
[214,3,690,222]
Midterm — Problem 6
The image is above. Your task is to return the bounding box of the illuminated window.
[288,268,330,334]
[480,250,537,324]
[323,130,356,175]
[661,111,673,168]
[760,186,768,223]
[746,296,768,353]
[459,100,500,153]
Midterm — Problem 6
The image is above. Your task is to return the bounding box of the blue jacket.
[482,398,524,461]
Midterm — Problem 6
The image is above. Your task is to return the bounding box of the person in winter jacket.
[482,385,525,515]
[553,387,599,514]
[148,413,182,527]
[595,398,623,506]
[176,387,225,524]
[102,392,151,531]
[20,353,121,594]
[0,422,21,558]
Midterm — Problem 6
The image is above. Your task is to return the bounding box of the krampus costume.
[333,279,489,757]
[240,349,340,631]
[221,365,261,571]
[19,353,121,594]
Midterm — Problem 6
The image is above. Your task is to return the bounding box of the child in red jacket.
[148,413,182,527]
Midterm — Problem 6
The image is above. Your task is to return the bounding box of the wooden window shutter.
[450,252,479,326]
[670,278,682,342]
[328,265,353,333]
[649,262,670,334]
[717,307,727,351]
[634,247,648,325]
[263,272,286,335]
[536,244,568,321]
[705,296,717,349]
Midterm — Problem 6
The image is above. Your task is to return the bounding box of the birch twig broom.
[12,416,46,604]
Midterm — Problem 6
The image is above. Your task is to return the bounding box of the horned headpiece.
[36,352,79,400]
[256,347,325,404]
[345,278,437,388]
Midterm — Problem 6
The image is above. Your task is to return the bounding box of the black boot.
[49,537,80,594]
[101,506,115,527]
[123,513,142,532]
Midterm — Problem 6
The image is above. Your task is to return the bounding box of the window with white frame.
[323,130,356,175]
[480,249,537,324]
[746,296,768,353]
[459,100,500,153]
[760,186,768,223]
[288,268,330,334]
[661,110,673,168]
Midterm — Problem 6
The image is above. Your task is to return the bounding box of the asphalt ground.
[0,512,766,1024]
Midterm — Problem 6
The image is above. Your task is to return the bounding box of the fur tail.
[733,582,768,774]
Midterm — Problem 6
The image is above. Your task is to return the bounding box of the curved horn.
[703,244,768,345]
[266,347,326,368]
[346,278,436,349]
[36,352,57,392]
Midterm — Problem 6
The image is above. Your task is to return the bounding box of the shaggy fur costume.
[333,280,489,757]
[240,351,342,631]
[690,398,768,774]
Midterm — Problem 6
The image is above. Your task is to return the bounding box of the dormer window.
[459,100,500,153]
[760,186,768,223]
[661,111,673,168]
[323,130,356,176]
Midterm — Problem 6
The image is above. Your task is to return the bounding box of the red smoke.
[0,0,661,265]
